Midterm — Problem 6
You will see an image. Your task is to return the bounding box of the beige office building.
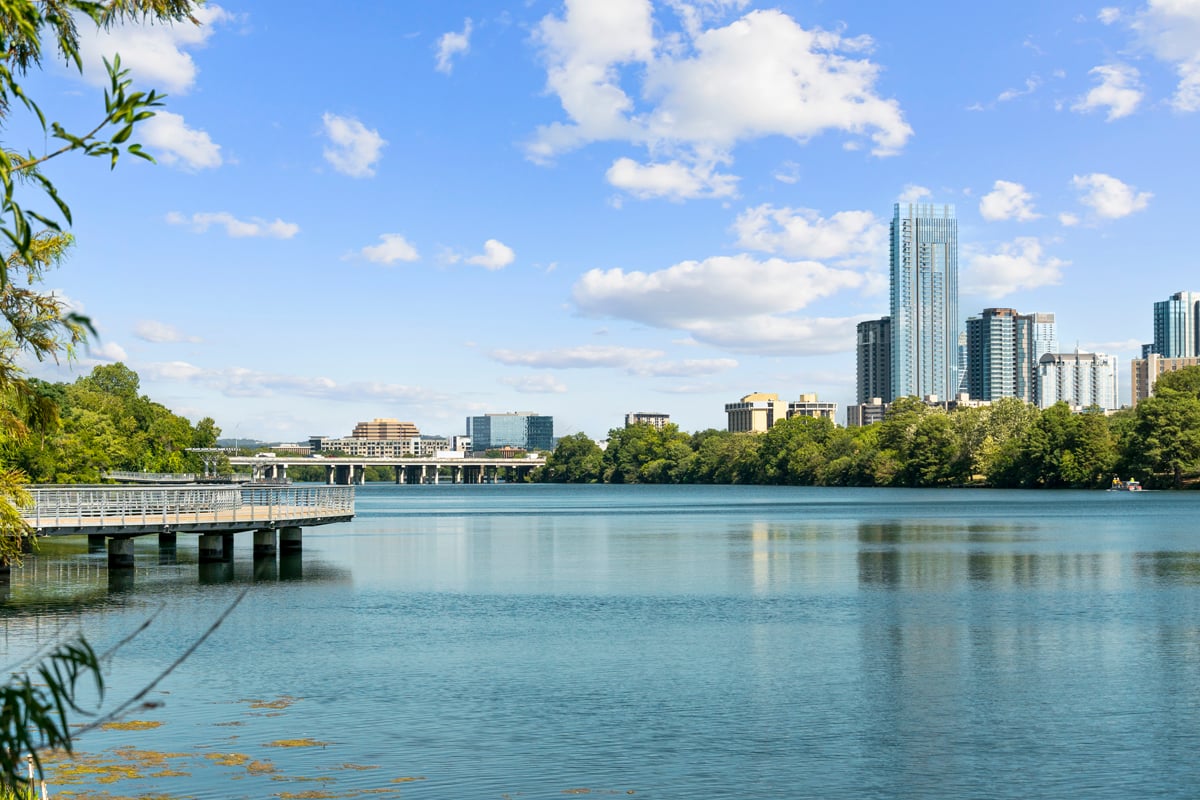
[351,418,420,439]
[787,393,837,422]
[1130,354,1200,405]
[725,393,787,433]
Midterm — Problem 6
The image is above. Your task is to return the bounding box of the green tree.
[1124,390,1200,488]
[537,432,604,483]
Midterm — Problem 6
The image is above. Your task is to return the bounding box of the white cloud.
[962,237,1068,298]
[529,3,911,189]
[733,205,885,263]
[436,18,473,74]
[898,184,931,202]
[357,234,420,265]
[78,4,232,94]
[134,320,201,344]
[321,113,387,178]
[997,76,1042,103]
[1059,212,1081,226]
[166,211,299,239]
[466,239,516,270]
[489,345,665,369]
[979,180,1040,222]
[141,111,222,170]
[1071,172,1152,218]
[606,157,738,200]
[572,253,864,354]
[89,341,128,362]
[1072,64,1143,120]
[1099,7,1122,24]
[500,375,568,394]
[1133,0,1200,111]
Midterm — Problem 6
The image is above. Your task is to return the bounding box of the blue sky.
[17,0,1200,442]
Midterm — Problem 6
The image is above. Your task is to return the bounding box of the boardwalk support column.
[221,533,235,562]
[159,532,176,549]
[254,529,277,557]
[280,526,302,554]
[198,533,223,563]
[108,538,135,570]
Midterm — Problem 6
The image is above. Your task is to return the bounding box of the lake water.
[3,484,1200,799]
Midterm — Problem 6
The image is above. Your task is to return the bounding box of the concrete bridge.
[18,485,354,573]
[227,454,545,485]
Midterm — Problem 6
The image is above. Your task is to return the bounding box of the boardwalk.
[15,485,355,573]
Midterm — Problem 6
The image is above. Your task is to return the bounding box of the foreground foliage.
[536,370,1200,490]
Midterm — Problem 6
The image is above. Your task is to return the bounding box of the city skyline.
[16,1,1200,441]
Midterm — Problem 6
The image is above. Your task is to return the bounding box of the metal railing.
[21,485,355,530]
[104,471,198,483]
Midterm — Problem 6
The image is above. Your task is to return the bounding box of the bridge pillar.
[280,526,302,554]
[326,465,335,485]
[198,533,223,563]
[254,529,277,557]
[221,532,235,562]
[453,466,462,484]
[394,466,404,484]
[158,532,177,565]
[107,538,136,570]
[158,532,176,549]
[88,534,106,553]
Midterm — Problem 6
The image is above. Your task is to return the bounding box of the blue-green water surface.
[3,484,1200,799]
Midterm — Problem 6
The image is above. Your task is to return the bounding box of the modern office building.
[1130,354,1200,405]
[1037,351,1118,411]
[846,398,888,428]
[350,418,420,439]
[856,317,891,404]
[890,203,959,401]
[1152,291,1200,357]
[467,412,554,453]
[725,392,787,433]
[787,393,837,422]
[965,308,1057,404]
[625,412,671,429]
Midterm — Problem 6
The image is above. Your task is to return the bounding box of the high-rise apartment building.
[625,412,671,429]
[1152,291,1200,357]
[1130,354,1200,405]
[1037,352,1118,411]
[466,413,554,452]
[856,317,891,404]
[965,308,1057,404]
[890,203,958,401]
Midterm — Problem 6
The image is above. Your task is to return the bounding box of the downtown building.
[625,412,671,430]
[1151,291,1200,357]
[467,412,554,453]
[889,203,959,401]
[855,316,891,404]
[1129,353,1200,405]
[965,308,1057,404]
[1037,351,1118,411]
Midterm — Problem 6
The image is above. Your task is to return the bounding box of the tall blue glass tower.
[1152,291,1200,358]
[889,203,958,401]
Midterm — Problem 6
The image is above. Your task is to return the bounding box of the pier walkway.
[18,485,354,572]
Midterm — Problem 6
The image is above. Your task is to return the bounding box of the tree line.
[535,367,1200,490]
[0,363,219,483]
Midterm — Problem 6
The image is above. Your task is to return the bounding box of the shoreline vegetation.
[533,366,1200,491]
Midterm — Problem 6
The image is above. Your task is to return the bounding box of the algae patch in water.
[102,720,163,732]
[265,738,331,748]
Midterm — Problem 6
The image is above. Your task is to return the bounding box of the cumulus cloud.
[489,345,665,369]
[466,239,516,270]
[89,341,128,362]
[500,375,568,394]
[1071,172,1152,218]
[528,3,911,193]
[898,184,931,202]
[1072,64,1143,120]
[134,320,201,344]
[606,157,738,200]
[1059,212,1081,227]
[356,233,420,265]
[733,205,885,264]
[1133,0,1200,111]
[436,18,473,74]
[78,4,232,94]
[321,113,387,178]
[166,211,299,239]
[962,237,1068,298]
[140,111,222,170]
[572,253,864,355]
[979,180,1040,222]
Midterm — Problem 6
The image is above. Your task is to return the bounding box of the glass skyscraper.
[966,308,1057,404]
[466,412,554,452]
[1152,291,1200,358]
[889,203,958,401]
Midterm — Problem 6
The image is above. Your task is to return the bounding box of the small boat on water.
[1108,477,1143,492]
